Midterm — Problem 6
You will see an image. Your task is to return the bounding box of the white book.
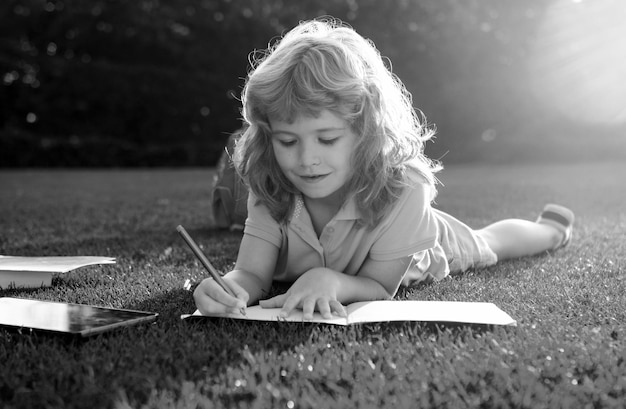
[182,300,517,326]
[0,256,116,289]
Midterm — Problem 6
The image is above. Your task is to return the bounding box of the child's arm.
[193,234,277,315]
[259,255,413,319]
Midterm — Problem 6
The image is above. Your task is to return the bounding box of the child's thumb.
[259,294,287,309]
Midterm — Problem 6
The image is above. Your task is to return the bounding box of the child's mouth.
[300,174,327,182]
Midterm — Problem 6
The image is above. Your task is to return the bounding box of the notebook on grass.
[0,256,116,289]
[0,297,158,337]
[182,300,517,326]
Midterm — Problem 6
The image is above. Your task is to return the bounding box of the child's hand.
[193,277,248,316]
[259,268,347,320]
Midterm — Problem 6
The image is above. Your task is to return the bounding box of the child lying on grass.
[194,18,574,320]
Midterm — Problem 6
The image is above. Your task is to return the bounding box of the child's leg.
[476,204,574,261]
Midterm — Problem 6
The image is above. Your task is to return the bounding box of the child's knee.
[475,229,501,257]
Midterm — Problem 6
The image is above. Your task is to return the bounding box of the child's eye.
[277,139,296,147]
[319,137,339,145]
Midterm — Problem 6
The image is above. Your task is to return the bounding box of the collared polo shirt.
[243,178,440,284]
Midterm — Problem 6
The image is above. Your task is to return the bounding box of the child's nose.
[299,143,321,167]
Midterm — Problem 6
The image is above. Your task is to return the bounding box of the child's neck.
[302,192,346,238]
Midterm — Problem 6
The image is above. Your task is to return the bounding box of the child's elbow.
[376,282,398,300]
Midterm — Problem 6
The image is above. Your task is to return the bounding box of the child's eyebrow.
[315,127,345,133]
[270,129,297,137]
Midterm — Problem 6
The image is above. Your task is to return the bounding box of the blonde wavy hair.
[234,18,441,228]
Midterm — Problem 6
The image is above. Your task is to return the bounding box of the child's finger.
[193,278,245,314]
[259,293,287,309]
[278,296,301,318]
[208,279,247,309]
[194,291,237,316]
[302,298,316,320]
[329,300,347,317]
[316,299,333,319]
[223,279,249,307]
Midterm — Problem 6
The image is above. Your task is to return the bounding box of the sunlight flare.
[529,0,626,125]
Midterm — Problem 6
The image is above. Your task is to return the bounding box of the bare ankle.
[541,223,566,249]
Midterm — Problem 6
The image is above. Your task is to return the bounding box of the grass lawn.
[0,162,624,409]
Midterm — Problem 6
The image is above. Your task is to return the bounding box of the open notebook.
[182,300,517,326]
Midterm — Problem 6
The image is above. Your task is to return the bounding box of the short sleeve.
[368,182,438,261]
[243,192,283,248]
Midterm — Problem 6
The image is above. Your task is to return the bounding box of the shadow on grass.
[0,224,527,409]
[1,259,518,409]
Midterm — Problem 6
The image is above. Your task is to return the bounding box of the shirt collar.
[292,194,361,222]
[335,195,360,220]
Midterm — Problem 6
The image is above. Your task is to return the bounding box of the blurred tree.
[4,0,616,167]
[2,0,273,165]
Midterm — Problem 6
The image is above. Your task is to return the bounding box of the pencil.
[176,225,246,316]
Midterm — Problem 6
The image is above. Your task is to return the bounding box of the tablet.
[0,297,158,337]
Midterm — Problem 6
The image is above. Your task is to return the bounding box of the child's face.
[269,110,357,204]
